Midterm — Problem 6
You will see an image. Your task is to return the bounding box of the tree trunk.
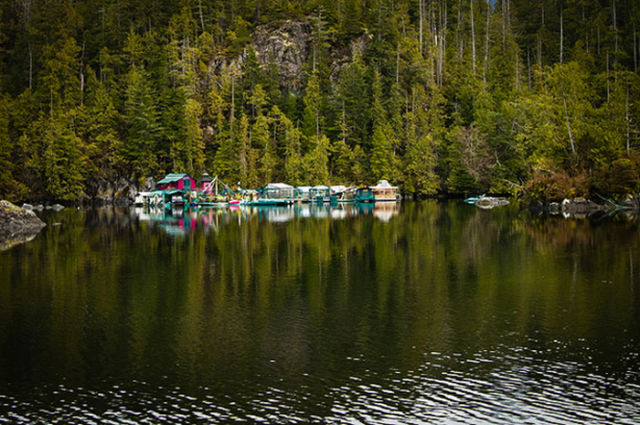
[342,101,346,144]
[626,83,630,156]
[471,0,476,75]
[562,88,576,155]
[28,44,32,91]
[612,0,617,54]
[484,0,490,84]
[456,0,461,61]
[606,52,610,103]
[502,0,506,48]
[419,0,423,56]
[396,42,400,84]
[198,0,205,33]
[230,73,235,145]
[538,32,542,66]
[515,52,519,91]
[441,0,447,86]
[80,41,86,106]
[560,7,563,64]
[634,25,637,73]
[527,48,532,90]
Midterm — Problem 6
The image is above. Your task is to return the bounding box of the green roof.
[157,173,189,185]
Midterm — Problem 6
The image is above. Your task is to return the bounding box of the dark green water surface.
[1,202,639,424]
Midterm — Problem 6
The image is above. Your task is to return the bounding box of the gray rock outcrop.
[475,197,510,209]
[252,20,309,87]
[206,19,371,90]
[0,200,46,250]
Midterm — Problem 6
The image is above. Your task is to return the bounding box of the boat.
[370,180,400,202]
[464,194,485,204]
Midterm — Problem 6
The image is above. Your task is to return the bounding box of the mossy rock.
[0,200,46,250]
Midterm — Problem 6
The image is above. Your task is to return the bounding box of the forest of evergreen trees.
[0,0,638,202]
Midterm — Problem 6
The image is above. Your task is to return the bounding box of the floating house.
[334,186,356,202]
[294,186,312,202]
[354,187,375,203]
[371,180,400,202]
[310,185,331,203]
[156,173,196,191]
[330,185,355,203]
[263,183,295,199]
[135,191,164,207]
[154,173,196,206]
[330,185,347,195]
[247,183,295,206]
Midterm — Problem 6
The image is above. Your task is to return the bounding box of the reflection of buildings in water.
[295,203,312,218]
[254,206,296,223]
[372,202,399,222]
[132,207,150,221]
[330,204,356,220]
[130,201,399,235]
[355,203,374,216]
[330,207,347,220]
[310,204,330,219]
[171,207,184,218]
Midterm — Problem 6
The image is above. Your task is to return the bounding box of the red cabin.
[156,173,196,191]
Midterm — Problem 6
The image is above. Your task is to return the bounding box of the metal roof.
[157,173,190,184]
[371,180,398,189]
[265,183,294,189]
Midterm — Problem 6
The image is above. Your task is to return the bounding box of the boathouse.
[156,173,196,191]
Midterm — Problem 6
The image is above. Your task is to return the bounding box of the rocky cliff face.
[86,177,156,205]
[207,19,369,89]
[252,20,309,87]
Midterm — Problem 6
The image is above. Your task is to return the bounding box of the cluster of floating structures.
[135,173,401,208]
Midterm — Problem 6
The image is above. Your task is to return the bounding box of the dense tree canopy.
[0,0,638,202]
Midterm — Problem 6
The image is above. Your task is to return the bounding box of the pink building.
[156,173,196,191]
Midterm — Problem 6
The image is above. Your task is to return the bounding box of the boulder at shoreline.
[0,200,46,250]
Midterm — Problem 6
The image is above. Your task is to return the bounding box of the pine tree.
[83,77,122,180]
[302,70,322,143]
[42,111,86,201]
[122,65,160,180]
[184,97,205,175]
[303,134,330,185]
[369,69,393,181]
[0,94,26,200]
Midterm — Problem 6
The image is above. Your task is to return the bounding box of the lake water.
[1,202,639,424]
